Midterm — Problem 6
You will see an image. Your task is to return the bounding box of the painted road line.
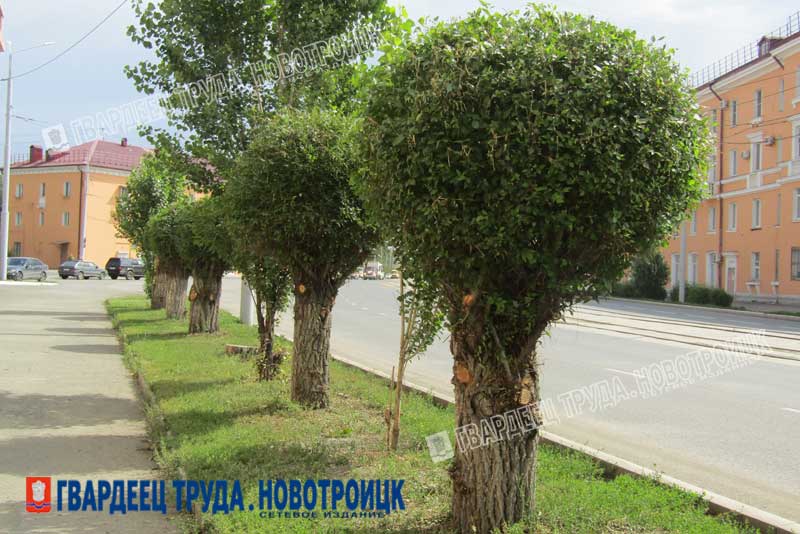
[605,367,640,377]
[782,407,800,414]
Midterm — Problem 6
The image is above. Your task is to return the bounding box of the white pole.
[240,277,255,326]
[678,220,687,303]
[0,47,13,281]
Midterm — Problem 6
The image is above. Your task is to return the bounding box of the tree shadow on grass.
[148,378,239,400]
[122,331,188,344]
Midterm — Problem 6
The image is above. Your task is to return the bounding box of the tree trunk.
[255,298,281,380]
[188,265,223,334]
[150,262,169,310]
[291,285,336,408]
[164,264,189,320]
[449,314,542,534]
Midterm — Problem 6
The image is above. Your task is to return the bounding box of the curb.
[330,353,800,534]
[134,369,209,532]
[115,311,210,534]
[604,296,800,323]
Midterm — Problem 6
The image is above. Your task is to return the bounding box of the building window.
[690,211,697,235]
[754,89,762,119]
[730,100,737,126]
[777,193,782,226]
[796,67,800,98]
[775,249,780,281]
[62,212,70,227]
[794,188,800,220]
[795,127,800,160]
[706,252,718,287]
[688,253,698,284]
[12,242,21,257]
[777,137,783,162]
[710,109,717,133]
[779,79,785,112]
[709,206,717,232]
[39,183,46,197]
[751,142,762,172]
[728,202,737,231]
[729,149,737,176]
[14,183,22,198]
[14,212,22,226]
[751,252,760,281]
[671,254,679,286]
[792,248,800,280]
[38,212,44,226]
[752,199,761,228]
[64,181,71,198]
[119,186,128,198]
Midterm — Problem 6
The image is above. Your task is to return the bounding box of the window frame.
[751,251,761,281]
[728,202,737,231]
[792,248,800,281]
[752,199,762,229]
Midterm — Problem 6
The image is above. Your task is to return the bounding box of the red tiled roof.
[12,139,150,172]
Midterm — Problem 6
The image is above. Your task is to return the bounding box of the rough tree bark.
[255,297,281,380]
[290,283,336,408]
[188,264,224,334]
[150,262,169,310]
[164,264,189,320]
[449,306,543,534]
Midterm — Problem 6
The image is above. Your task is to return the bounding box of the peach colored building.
[5,139,148,267]
[664,17,800,304]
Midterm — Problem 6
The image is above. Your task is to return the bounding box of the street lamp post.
[0,41,55,281]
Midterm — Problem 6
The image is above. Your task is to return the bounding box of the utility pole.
[0,42,12,281]
[678,220,687,303]
[240,278,255,326]
[0,40,54,280]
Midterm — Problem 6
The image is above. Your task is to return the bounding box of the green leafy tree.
[228,108,379,408]
[113,152,186,304]
[360,6,710,532]
[224,197,292,379]
[126,0,390,193]
[143,200,192,319]
[172,197,233,333]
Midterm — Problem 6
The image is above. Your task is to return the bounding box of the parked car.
[105,257,145,280]
[6,257,48,281]
[363,261,385,280]
[389,269,401,279]
[59,260,106,280]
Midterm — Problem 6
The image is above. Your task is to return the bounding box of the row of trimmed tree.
[115,2,711,533]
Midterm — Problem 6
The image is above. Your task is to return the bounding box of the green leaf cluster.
[361,5,711,338]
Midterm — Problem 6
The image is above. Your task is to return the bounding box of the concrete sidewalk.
[0,279,175,532]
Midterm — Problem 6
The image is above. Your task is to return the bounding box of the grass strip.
[107,296,760,534]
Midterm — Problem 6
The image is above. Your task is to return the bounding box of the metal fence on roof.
[690,11,800,88]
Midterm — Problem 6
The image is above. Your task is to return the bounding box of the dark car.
[59,260,106,280]
[105,257,145,280]
[6,257,48,281]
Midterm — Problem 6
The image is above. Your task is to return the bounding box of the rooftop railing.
[690,11,800,88]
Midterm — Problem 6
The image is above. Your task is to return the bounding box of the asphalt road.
[220,276,800,522]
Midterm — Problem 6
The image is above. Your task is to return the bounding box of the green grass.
[107,296,761,534]
[767,310,800,318]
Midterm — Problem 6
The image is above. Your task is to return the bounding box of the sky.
[1,0,799,156]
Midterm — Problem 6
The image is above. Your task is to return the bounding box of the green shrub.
[611,281,638,298]
[631,252,669,300]
[669,284,733,307]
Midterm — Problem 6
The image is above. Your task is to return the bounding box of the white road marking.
[782,407,800,414]
[361,307,369,311]
[605,367,640,377]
